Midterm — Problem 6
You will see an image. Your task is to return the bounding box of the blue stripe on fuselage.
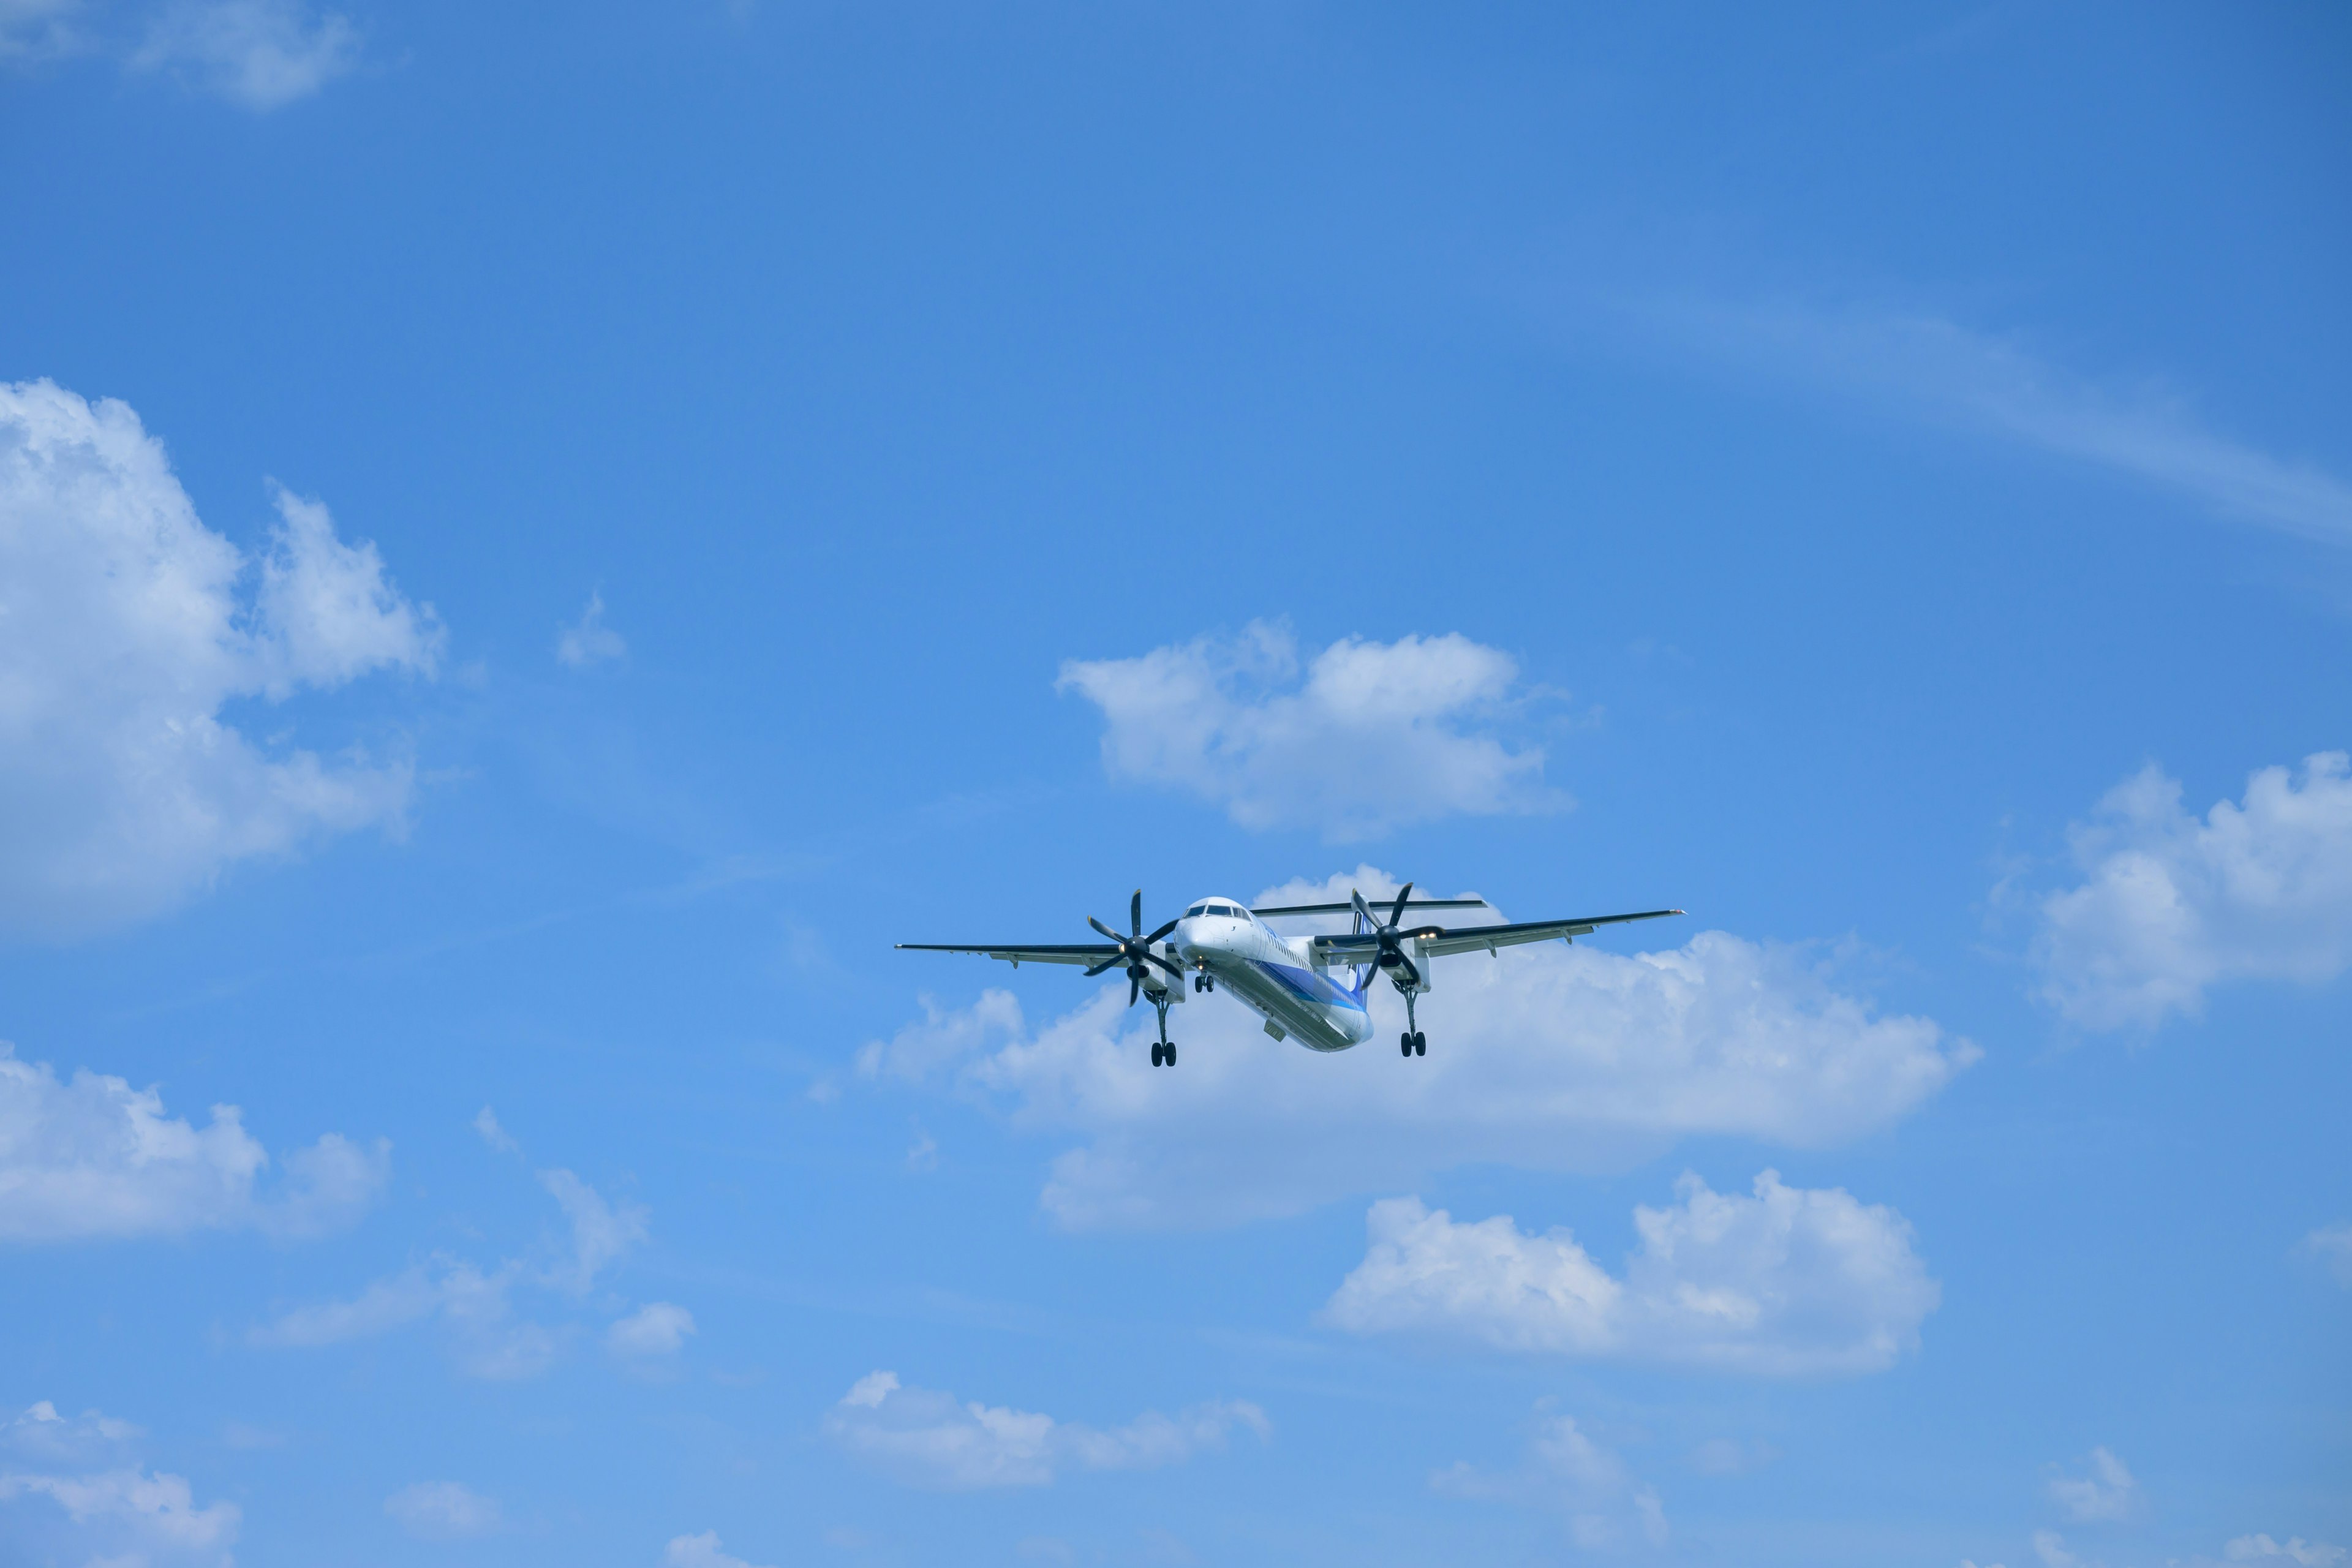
[1253,960,1368,1012]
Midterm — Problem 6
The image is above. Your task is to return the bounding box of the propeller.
[1082,888,1185,1006]
[1349,882,1446,990]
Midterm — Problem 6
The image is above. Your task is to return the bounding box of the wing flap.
[895,943,1121,968]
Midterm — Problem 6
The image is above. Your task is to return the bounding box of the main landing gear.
[1398,987,1427,1058]
[1149,989,1177,1067]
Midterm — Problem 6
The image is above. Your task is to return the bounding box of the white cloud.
[1057,624,1566,839]
[2047,1446,2137,1522]
[2303,1223,2352,1288]
[2031,753,2352,1030]
[1325,1170,1938,1377]
[538,1166,650,1293]
[0,0,80,58]
[665,1531,774,1568]
[252,1163,650,1379]
[130,0,356,109]
[2225,1536,2347,1566]
[473,1105,519,1153]
[556,590,627,667]
[823,1371,1268,1490]
[0,379,440,939]
[385,1480,499,1541]
[2034,1530,2082,1568]
[607,1302,695,1357]
[869,869,1973,1230]
[1686,1437,1777,1476]
[1672,302,2352,545]
[1,1401,238,1566]
[0,1042,386,1243]
[1430,1411,1667,1551]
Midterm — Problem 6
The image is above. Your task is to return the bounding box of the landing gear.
[1193,973,1214,993]
[1400,988,1427,1058]
[1149,989,1176,1066]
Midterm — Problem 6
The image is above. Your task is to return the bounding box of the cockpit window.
[1185,904,1208,917]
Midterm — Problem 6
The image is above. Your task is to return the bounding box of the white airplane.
[899,885,1682,1066]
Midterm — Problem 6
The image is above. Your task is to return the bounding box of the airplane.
[897,884,1683,1066]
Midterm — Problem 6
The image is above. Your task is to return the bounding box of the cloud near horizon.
[1325,1171,1939,1376]
[865,869,1973,1230]
[1058,624,1567,839]
[0,379,440,940]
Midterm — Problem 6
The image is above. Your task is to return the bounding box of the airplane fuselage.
[1172,897,1377,1052]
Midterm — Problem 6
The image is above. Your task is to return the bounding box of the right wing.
[1253,897,1490,918]
[895,943,1122,969]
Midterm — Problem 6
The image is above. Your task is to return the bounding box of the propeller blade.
[1390,882,1414,928]
[1145,951,1183,979]
[1084,957,1121,977]
[1350,889,1378,929]
[1087,915,1121,941]
[1145,917,1180,944]
[1131,889,1142,938]
[1128,976,1141,1008]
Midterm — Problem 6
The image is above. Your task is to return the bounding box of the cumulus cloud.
[607,1302,695,1357]
[385,1480,500,1541]
[130,0,356,109]
[2046,1447,2137,1522]
[556,590,627,667]
[1,1400,238,1566]
[1057,624,1566,839]
[823,1371,1268,1490]
[665,1531,774,1568]
[870,869,1972,1230]
[251,1162,654,1379]
[0,379,440,939]
[1324,1171,1938,1376]
[1431,1410,1667,1551]
[0,1042,386,1242]
[2031,753,2352,1030]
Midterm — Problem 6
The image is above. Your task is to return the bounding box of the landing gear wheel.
[1150,1043,1165,1067]
[1413,1031,1427,1057]
[1165,1043,1177,1066]
[1401,1032,1414,1057]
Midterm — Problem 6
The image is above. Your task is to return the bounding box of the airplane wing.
[1309,908,1683,963]
[894,942,1123,968]
[1253,897,1490,918]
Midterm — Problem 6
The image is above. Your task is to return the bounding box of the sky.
[1,2,2348,1566]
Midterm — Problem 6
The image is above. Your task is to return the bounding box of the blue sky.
[2,2,2348,1564]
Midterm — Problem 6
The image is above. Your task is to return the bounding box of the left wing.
[894,943,1122,969]
[1310,908,1683,963]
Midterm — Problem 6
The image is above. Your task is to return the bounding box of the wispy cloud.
[824,1371,1267,1490]
[1660,301,2352,545]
